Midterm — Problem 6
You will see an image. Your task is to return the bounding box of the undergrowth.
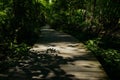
[54,25,120,80]
[86,38,120,80]
[0,43,30,72]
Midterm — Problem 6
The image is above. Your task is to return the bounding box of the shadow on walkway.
[0,25,109,80]
[0,50,108,80]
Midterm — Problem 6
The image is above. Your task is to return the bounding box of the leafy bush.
[86,39,120,79]
[0,42,30,72]
[8,43,30,58]
[0,42,30,60]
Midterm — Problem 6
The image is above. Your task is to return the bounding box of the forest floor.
[0,25,109,80]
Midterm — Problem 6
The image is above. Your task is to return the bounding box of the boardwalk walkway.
[0,25,109,80]
[30,25,109,80]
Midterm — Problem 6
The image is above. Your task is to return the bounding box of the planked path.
[30,25,109,80]
[0,25,109,80]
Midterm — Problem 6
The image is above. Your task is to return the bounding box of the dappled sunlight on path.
[0,25,109,80]
[30,25,109,80]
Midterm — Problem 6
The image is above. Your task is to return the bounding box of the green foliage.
[86,39,120,65]
[11,0,45,44]
[0,42,30,72]
[0,0,120,79]
[86,39,120,79]
[41,0,120,79]
[8,43,30,58]
[0,42,29,60]
[0,0,46,63]
[0,0,46,44]
[47,0,86,32]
